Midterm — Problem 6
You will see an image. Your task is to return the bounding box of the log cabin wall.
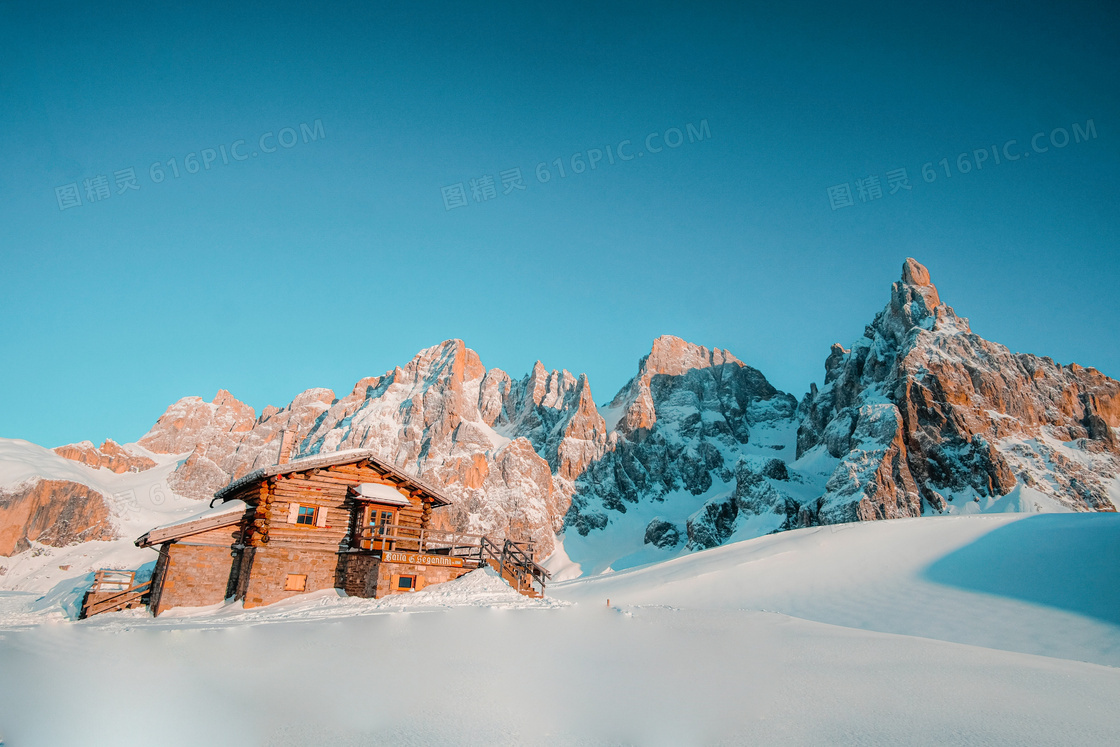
[235,461,432,607]
[265,463,429,545]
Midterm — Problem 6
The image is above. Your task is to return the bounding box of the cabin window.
[296,505,317,526]
[285,574,307,591]
[397,575,416,590]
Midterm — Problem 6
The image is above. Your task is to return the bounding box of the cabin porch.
[344,524,549,599]
[232,525,548,609]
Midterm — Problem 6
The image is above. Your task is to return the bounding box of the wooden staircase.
[477,538,550,598]
[80,570,151,619]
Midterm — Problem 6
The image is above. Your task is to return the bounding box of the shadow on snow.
[923,513,1120,628]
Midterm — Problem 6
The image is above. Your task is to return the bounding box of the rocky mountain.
[796,258,1120,524]
[0,479,117,556]
[118,341,603,558]
[6,258,1118,581]
[565,337,801,553]
[51,440,156,474]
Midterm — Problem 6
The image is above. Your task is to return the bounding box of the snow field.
[0,514,1118,744]
[1,598,1118,745]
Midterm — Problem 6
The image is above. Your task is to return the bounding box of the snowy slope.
[555,512,1120,667]
[0,514,1118,745]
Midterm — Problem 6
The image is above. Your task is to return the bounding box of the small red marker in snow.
[606,598,610,607]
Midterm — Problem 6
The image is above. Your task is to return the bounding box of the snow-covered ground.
[1,513,1118,745]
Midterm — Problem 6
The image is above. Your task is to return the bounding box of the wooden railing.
[354,524,488,556]
[80,570,152,618]
[353,524,551,596]
[91,569,136,591]
[483,537,550,597]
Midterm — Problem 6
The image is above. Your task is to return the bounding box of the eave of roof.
[212,449,452,506]
[135,499,250,548]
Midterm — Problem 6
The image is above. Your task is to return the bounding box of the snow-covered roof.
[135,499,250,548]
[212,449,451,506]
[353,482,412,506]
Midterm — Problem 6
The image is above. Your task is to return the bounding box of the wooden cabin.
[135,448,548,616]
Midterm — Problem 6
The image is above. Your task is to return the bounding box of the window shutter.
[315,507,328,527]
[287,502,299,524]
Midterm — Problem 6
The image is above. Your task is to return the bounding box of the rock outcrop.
[53,440,156,474]
[0,479,117,556]
[566,336,798,534]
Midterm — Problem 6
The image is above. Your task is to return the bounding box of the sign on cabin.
[382,551,464,567]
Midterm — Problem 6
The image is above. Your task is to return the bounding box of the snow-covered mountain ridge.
[1,258,1117,589]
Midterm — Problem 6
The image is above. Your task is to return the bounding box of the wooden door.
[361,505,397,551]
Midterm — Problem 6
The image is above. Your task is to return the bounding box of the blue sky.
[1,0,1117,447]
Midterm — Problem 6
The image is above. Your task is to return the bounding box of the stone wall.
[150,539,475,613]
[239,546,342,608]
[375,560,471,598]
[151,542,236,616]
[340,553,380,598]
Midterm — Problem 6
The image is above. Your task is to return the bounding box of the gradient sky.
[1,0,1117,448]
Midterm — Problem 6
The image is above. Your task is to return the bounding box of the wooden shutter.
[315,507,328,527]
[287,502,299,524]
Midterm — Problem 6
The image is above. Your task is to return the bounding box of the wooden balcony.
[353,524,551,597]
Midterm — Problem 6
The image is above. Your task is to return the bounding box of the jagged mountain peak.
[816,258,970,391]
[211,389,244,408]
[399,338,487,387]
[900,257,932,287]
[879,258,969,342]
[641,335,743,378]
[522,360,578,407]
[799,258,1120,523]
[607,336,761,438]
